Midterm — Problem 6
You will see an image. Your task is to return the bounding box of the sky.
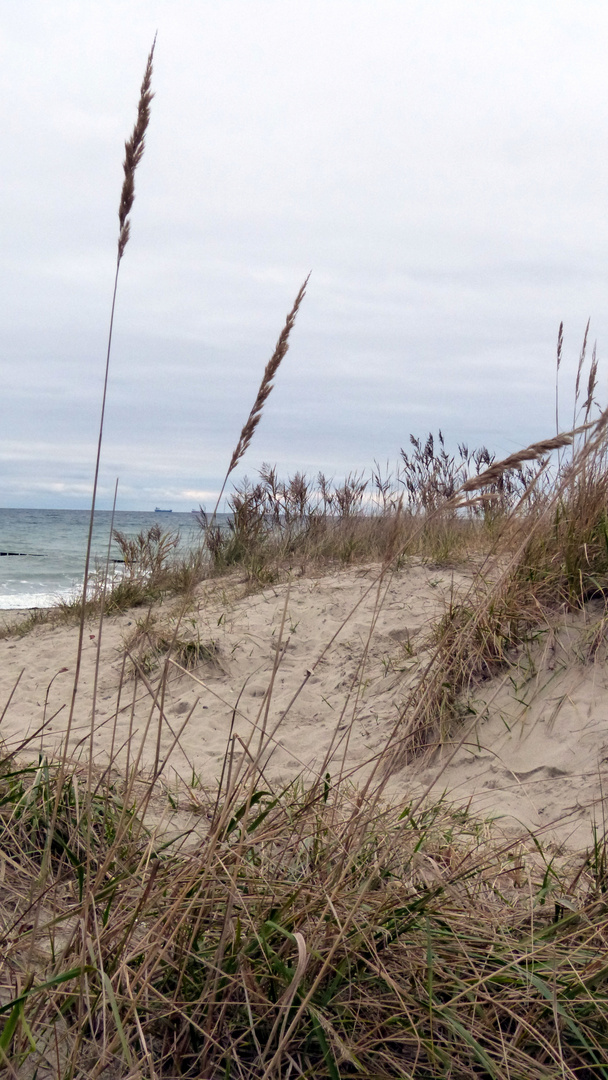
[2,1,608,510]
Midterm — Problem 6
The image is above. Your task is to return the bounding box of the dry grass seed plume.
[32,42,158,908]
[208,273,310,527]
[227,274,310,477]
[117,37,156,262]
[459,426,593,495]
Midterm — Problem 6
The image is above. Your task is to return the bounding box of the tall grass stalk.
[64,38,155,752]
[44,42,155,884]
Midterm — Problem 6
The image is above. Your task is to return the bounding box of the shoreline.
[0,605,50,627]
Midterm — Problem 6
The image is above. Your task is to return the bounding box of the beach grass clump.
[2,733,608,1078]
[112,524,181,582]
[516,447,608,610]
[202,435,519,583]
[0,534,210,638]
[123,609,221,677]
[49,529,210,624]
[103,525,209,612]
[0,607,54,640]
[385,409,608,766]
[400,429,536,519]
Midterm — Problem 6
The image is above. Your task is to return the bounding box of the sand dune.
[1,561,607,852]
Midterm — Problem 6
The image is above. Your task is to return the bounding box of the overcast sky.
[2,1,608,510]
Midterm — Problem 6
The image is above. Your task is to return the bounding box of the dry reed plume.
[117,37,156,262]
[207,274,310,528]
[458,412,608,496]
[227,274,310,476]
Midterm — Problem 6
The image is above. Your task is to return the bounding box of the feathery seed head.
[556,321,563,370]
[460,434,575,494]
[117,36,156,261]
[227,273,311,476]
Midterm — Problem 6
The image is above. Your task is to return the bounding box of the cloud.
[2,2,608,509]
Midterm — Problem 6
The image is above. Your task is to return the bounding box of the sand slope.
[1,562,607,851]
[405,611,608,850]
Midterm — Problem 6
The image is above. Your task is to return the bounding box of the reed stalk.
[47,39,156,864]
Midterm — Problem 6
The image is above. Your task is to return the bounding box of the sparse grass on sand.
[3,417,608,1077]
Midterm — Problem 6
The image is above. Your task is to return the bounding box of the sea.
[0,508,226,610]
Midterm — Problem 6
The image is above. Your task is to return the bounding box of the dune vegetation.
[3,42,608,1080]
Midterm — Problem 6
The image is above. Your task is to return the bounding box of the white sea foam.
[0,587,80,610]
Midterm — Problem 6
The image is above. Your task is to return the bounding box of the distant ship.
[154,507,172,513]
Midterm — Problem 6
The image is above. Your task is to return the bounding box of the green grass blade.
[101,971,133,1068]
[309,1008,340,1080]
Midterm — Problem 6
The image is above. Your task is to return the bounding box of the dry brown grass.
[383,409,608,771]
[4,417,608,1075]
[2,713,608,1078]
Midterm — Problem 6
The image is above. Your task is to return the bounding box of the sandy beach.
[2,559,606,852]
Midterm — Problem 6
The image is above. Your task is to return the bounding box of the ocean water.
[0,509,224,609]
